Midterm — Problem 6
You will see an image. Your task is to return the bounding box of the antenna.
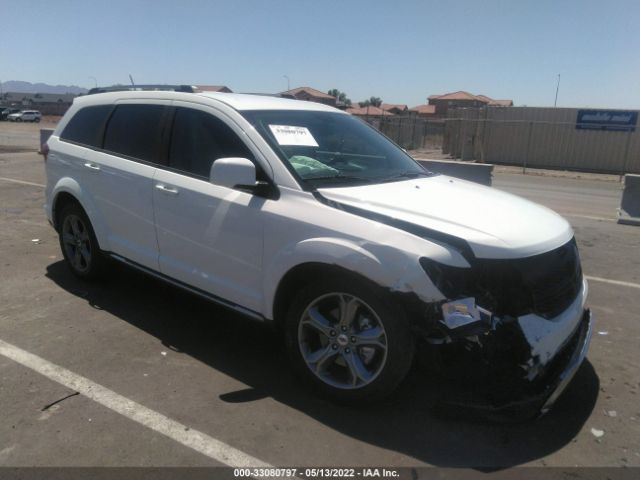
[129,74,135,87]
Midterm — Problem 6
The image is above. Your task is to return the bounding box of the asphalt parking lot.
[1,123,639,471]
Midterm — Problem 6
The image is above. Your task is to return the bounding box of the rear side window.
[104,104,167,163]
[169,108,253,178]
[60,105,113,147]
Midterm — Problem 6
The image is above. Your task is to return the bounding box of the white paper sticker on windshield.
[269,125,319,147]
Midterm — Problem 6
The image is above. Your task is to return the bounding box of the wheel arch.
[272,262,369,327]
[51,179,109,251]
[265,236,443,323]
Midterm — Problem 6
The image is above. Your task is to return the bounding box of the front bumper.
[438,308,593,421]
[540,307,593,413]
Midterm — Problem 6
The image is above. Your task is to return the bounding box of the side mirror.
[210,158,256,189]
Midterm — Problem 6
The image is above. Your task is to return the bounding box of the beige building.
[428,91,513,116]
[380,103,408,115]
[409,104,437,118]
[346,106,393,117]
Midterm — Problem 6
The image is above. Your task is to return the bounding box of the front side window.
[103,104,167,163]
[60,105,113,147]
[169,107,254,178]
[241,110,430,188]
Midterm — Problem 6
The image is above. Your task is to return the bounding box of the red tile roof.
[429,91,513,106]
[282,87,336,99]
[347,106,393,116]
[409,104,436,114]
[381,103,408,112]
[428,91,479,101]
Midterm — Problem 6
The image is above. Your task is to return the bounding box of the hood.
[318,175,573,259]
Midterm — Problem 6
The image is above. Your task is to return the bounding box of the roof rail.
[241,92,297,100]
[87,85,196,95]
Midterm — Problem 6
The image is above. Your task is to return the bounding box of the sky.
[1,0,639,109]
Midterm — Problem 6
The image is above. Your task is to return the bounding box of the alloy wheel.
[298,293,388,389]
[61,214,92,273]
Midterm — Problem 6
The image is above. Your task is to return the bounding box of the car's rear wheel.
[284,276,414,403]
[58,202,107,280]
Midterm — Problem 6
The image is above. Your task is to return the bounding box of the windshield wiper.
[306,173,373,183]
[378,171,432,182]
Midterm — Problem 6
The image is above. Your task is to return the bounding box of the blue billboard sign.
[576,110,638,132]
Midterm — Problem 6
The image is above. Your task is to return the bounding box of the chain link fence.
[358,107,640,175]
[358,116,445,151]
[444,118,640,174]
[444,107,640,175]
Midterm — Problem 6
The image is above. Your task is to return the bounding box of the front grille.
[475,239,583,318]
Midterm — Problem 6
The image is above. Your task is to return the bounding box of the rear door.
[84,101,169,269]
[152,104,265,312]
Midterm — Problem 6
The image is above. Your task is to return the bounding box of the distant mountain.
[1,81,88,95]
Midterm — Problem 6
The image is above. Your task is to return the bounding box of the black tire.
[58,202,108,280]
[284,274,414,403]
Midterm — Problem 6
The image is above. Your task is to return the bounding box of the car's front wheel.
[284,275,414,403]
[58,202,107,280]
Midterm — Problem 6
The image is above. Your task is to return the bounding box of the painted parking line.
[585,275,640,289]
[0,176,45,188]
[0,338,271,468]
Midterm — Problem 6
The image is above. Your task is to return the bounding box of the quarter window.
[169,108,253,178]
[60,105,113,148]
[103,104,167,163]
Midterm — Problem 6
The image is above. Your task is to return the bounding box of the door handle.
[83,162,100,171]
[155,184,179,195]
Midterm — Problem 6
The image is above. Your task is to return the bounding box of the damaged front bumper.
[414,279,594,421]
[443,307,593,421]
[540,307,593,414]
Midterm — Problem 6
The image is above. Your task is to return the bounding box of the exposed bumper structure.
[435,308,593,421]
[414,273,593,421]
[540,307,593,414]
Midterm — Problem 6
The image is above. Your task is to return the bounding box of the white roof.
[198,92,343,112]
[73,90,345,113]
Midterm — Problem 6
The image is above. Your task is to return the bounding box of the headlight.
[441,297,495,329]
[419,257,476,299]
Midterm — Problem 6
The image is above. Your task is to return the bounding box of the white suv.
[8,110,42,122]
[44,87,592,417]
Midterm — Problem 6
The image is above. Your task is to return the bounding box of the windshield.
[241,110,433,188]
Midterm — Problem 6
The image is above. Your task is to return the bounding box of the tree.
[368,96,382,107]
[328,88,352,107]
[358,97,382,108]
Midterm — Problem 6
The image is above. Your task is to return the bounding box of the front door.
[152,105,265,312]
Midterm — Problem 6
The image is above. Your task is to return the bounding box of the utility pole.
[283,75,290,91]
[554,74,561,107]
[129,74,135,87]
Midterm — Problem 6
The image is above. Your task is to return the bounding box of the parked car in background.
[0,108,21,120]
[43,86,592,419]
[7,110,42,122]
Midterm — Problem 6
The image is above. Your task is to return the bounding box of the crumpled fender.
[51,176,110,251]
[262,236,444,319]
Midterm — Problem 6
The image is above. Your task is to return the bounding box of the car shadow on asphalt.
[46,260,599,469]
